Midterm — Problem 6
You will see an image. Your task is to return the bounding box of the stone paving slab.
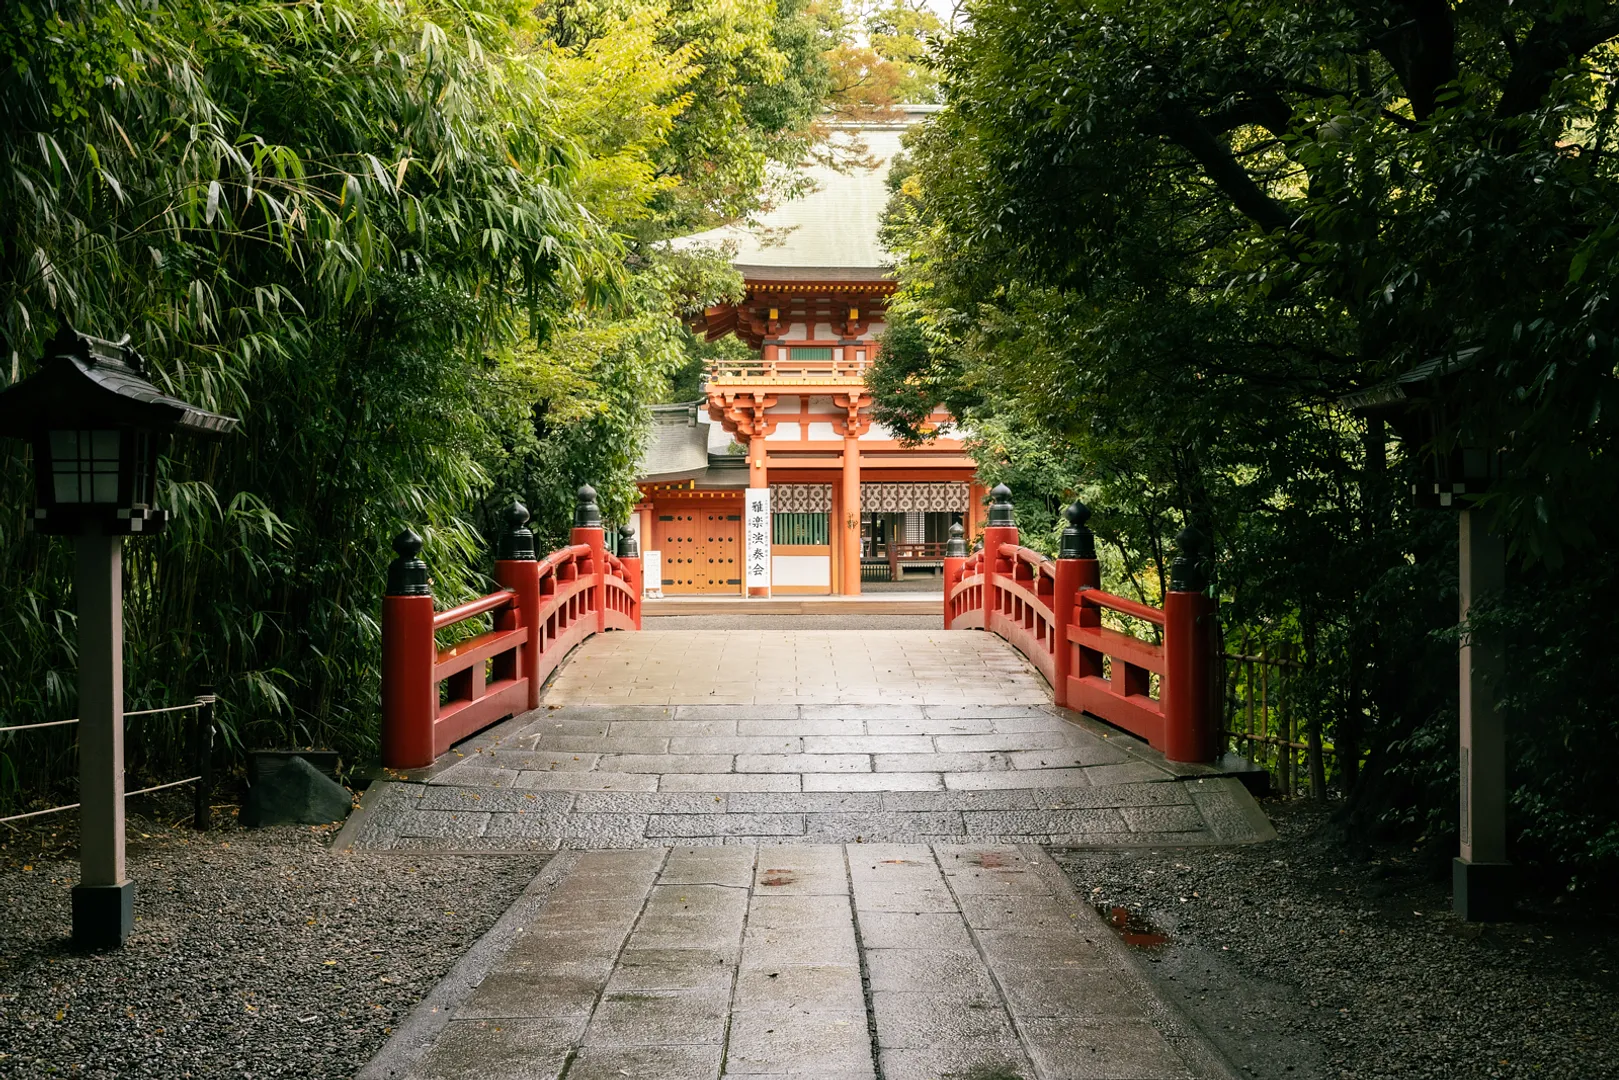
[354,627,1271,848]
[362,844,1240,1080]
[342,776,1267,849]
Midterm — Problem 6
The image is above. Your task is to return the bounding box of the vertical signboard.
[642,549,663,598]
[745,487,771,591]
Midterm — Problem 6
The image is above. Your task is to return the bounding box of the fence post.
[1162,525,1217,762]
[381,529,437,769]
[982,484,1018,631]
[1053,500,1097,710]
[493,503,541,711]
[191,687,216,831]
[618,524,643,630]
[570,484,608,633]
[943,521,967,628]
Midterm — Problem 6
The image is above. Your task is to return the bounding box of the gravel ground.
[1053,801,1619,1080]
[0,795,549,1079]
[643,613,942,630]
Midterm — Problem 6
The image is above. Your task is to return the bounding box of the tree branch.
[1206,91,1294,138]
[1497,14,1619,118]
[1157,105,1296,236]
[1355,0,1456,121]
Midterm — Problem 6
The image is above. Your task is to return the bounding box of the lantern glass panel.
[49,430,121,504]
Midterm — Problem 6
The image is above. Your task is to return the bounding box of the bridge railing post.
[381,529,436,769]
[982,484,1018,629]
[942,520,967,628]
[493,502,541,711]
[618,524,643,630]
[1053,500,1098,710]
[1162,526,1217,762]
[570,484,607,633]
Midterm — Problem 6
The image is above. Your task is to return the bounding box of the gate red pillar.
[381,529,436,769]
[493,502,541,711]
[1161,526,1217,763]
[981,484,1018,630]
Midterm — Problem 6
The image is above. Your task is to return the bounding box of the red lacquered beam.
[433,589,517,631]
[1077,589,1166,626]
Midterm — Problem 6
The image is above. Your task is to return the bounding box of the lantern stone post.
[0,326,237,949]
[1455,511,1511,920]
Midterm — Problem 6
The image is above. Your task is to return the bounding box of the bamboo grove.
[0,0,943,806]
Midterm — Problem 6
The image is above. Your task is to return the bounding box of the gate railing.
[380,486,641,769]
[942,486,1218,763]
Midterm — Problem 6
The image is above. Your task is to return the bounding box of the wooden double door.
[655,504,742,593]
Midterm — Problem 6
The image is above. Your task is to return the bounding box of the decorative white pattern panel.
[785,322,809,340]
[808,395,835,412]
[861,483,970,512]
[772,555,831,586]
[768,395,802,413]
[767,423,802,442]
[807,422,838,441]
[770,484,833,512]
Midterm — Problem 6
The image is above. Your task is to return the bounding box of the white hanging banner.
[744,487,771,589]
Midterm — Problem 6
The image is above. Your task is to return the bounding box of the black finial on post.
[499,502,536,560]
[1169,525,1208,593]
[386,529,432,596]
[619,524,639,558]
[574,484,602,528]
[1059,499,1096,559]
[987,483,1016,526]
[945,520,967,557]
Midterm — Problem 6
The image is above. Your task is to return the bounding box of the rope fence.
[0,694,218,829]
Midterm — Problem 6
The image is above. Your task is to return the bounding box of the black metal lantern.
[0,325,237,534]
[1338,348,1502,508]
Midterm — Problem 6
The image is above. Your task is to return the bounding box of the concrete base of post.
[72,880,135,949]
[1453,858,1515,922]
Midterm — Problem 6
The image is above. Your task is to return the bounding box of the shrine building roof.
[671,105,938,283]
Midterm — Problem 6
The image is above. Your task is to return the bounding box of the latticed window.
[772,512,829,545]
[790,347,833,362]
[49,430,121,503]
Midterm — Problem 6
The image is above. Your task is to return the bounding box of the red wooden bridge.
[379,484,1217,769]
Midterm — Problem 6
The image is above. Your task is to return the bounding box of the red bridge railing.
[943,486,1217,762]
[380,486,641,768]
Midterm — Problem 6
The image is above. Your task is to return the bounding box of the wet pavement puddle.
[1096,903,1170,948]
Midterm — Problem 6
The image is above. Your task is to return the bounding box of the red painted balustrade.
[380,491,641,769]
[942,489,1217,763]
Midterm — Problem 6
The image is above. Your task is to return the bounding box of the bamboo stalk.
[1243,628,1255,764]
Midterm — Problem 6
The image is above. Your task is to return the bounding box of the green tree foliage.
[0,0,824,805]
[873,0,1619,880]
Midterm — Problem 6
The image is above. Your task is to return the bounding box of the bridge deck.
[350,627,1266,1079]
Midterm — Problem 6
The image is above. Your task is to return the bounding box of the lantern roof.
[1338,347,1482,414]
[0,325,239,438]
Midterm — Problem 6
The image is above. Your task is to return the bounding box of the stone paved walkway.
[352,629,1266,1079]
[359,845,1238,1080]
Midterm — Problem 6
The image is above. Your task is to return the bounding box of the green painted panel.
[772,512,829,545]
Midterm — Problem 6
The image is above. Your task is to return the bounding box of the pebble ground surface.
[1055,801,1619,1080]
[0,798,548,1079]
